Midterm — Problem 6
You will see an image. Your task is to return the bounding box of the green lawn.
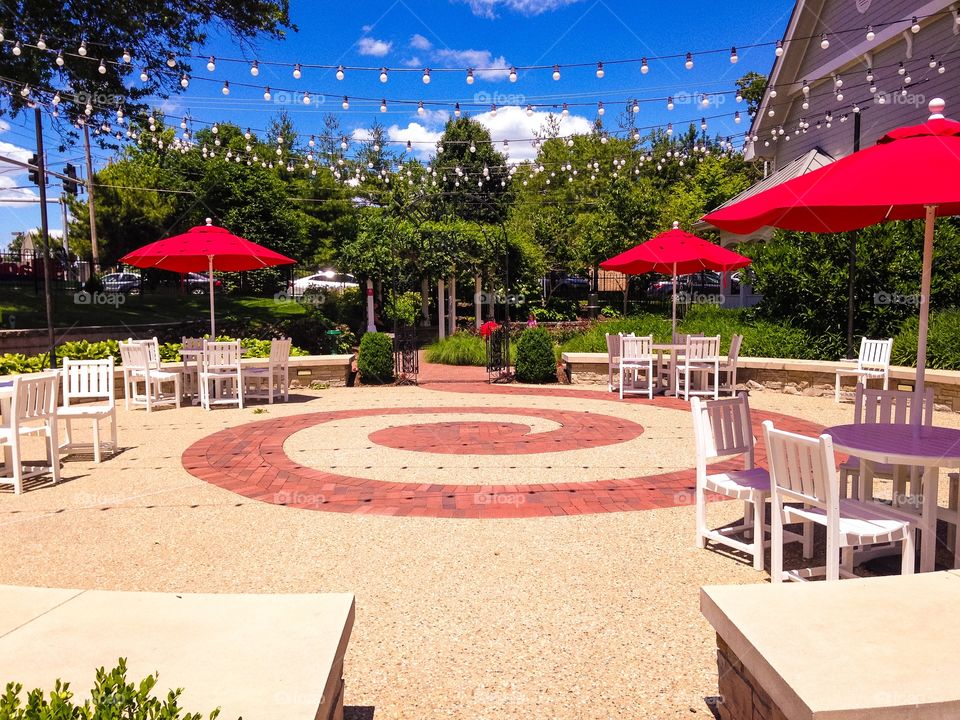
[0,288,310,329]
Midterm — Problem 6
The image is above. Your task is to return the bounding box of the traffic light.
[27,153,40,185]
[63,163,79,195]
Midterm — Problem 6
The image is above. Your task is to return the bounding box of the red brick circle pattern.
[182,391,826,519]
[367,408,643,455]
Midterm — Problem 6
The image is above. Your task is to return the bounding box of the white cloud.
[433,48,509,80]
[460,0,584,18]
[419,108,451,126]
[357,37,393,57]
[472,105,594,162]
[386,122,444,159]
[0,175,38,207]
[410,34,433,51]
[402,56,422,68]
[351,128,373,143]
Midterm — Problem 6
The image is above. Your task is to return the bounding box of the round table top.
[826,422,960,466]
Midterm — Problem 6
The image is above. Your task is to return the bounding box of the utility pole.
[83,122,100,272]
[32,108,56,369]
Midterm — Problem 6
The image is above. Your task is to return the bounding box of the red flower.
[479,320,501,338]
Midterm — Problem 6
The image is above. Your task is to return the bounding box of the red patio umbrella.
[601,221,752,331]
[120,219,295,336]
[702,98,960,421]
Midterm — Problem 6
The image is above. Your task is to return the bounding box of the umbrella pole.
[671,263,677,334]
[208,255,216,338]
[913,205,936,426]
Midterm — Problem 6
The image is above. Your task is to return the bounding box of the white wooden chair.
[605,333,623,392]
[180,337,205,404]
[199,340,244,410]
[716,334,743,396]
[0,372,61,494]
[762,419,917,582]
[619,335,654,400]
[242,338,291,404]
[59,357,117,463]
[834,337,892,402]
[119,342,181,412]
[691,392,806,570]
[676,335,721,401]
[839,385,934,502]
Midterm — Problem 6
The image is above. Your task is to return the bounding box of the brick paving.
[181,362,825,519]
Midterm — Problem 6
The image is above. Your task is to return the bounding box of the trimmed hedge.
[515,327,557,383]
[357,332,394,384]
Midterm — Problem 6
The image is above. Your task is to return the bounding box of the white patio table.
[651,343,686,396]
[826,422,960,572]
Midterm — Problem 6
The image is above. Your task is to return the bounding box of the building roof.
[695,148,835,243]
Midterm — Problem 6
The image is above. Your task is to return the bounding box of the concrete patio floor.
[1,373,957,719]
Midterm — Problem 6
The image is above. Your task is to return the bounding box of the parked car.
[646,270,739,299]
[183,272,222,294]
[293,270,359,293]
[101,272,142,294]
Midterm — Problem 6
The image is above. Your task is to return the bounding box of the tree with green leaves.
[1,0,291,133]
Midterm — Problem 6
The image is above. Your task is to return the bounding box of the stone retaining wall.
[714,635,788,720]
[561,352,960,411]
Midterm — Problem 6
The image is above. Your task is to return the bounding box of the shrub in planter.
[0,658,221,719]
[515,327,557,383]
[357,332,394,384]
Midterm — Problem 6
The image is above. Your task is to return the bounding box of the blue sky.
[0,0,796,249]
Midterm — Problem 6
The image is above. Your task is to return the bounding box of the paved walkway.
[182,362,824,518]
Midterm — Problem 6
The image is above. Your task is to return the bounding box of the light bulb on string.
[597,101,604,115]
[775,40,784,56]
[640,57,648,74]
[166,52,176,67]
[417,101,424,115]
[509,66,517,82]
[342,96,349,109]
[379,67,388,82]
[250,60,259,76]
[700,94,710,107]
[631,99,640,113]
[490,104,497,116]
[734,110,741,123]
[55,50,64,66]
[180,72,189,88]
[730,46,738,63]
[836,90,844,102]
[866,25,875,41]
[562,103,569,116]
[929,55,937,68]
[303,91,311,104]
[684,52,694,70]
[700,118,707,130]
[78,39,87,56]
[263,86,271,100]
[735,90,743,103]
[12,41,21,56]
[898,62,906,76]
[140,69,148,82]
[552,64,561,81]
[526,104,534,116]
[422,68,431,83]
[596,61,604,78]
[866,67,874,82]
[380,99,387,113]
[336,65,344,80]
[466,69,474,84]
[802,79,810,94]
[911,16,920,33]
[52,91,60,105]
[207,56,216,71]
[454,102,461,117]
[820,34,830,49]
[36,34,46,50]
[221,80,230,95]
[938,61,945,74]
[293,63,302,79]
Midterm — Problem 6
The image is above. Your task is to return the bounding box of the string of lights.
[2,7,956,84]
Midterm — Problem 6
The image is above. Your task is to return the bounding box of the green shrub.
[425,332,488,366]
[0,658,222,719]
[515,327,557,383]
[893,309,960,369]
[557,315,672,356]
[357,332,394,384]
[383,291,422,327]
